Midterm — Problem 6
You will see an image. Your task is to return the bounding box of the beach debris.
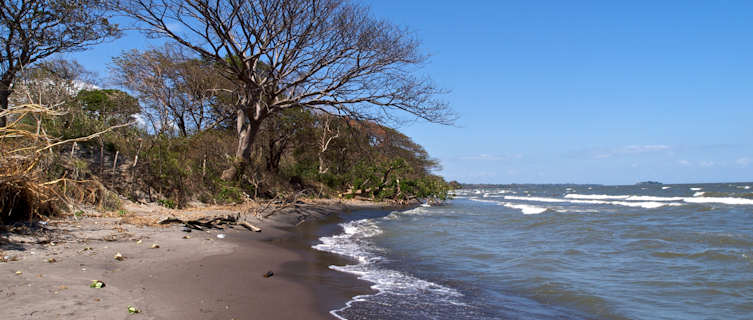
[136,240,142,244]
[216,234,226,239]
[127,305,140,314]
[114,252,125,261]
[150,243,160,249]
[15,270,23,275]
[182,235,191,239]
[239,221,262,232]
[262,271,274,278]
[47,258,57,263]
[90,280,106,288]
[161,215,247,232]
[158,217,183,225]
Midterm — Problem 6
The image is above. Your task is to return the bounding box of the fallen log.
[158,217,183,225]
[238,221,261,232]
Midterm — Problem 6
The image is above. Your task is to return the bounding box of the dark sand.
[0,199,400,319]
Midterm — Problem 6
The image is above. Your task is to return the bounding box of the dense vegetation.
[0,0,454,222]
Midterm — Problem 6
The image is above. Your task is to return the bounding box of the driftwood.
[238,221,261,232]
[158,215,260,232]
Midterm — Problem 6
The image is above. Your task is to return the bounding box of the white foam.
[610,201,680,209]
[314,216,463,319]
[505,196,569,203]
[506,195,682,209]
[468,197,549,214]
[625,195,685,201]
[500,202,549,215]
[565,194,683,202]
[468,197,500,204]
[683,197,753,205]
[690,187,702,191]
[513,194,753,207]
[662,186,671,190]
[565,194,630,200]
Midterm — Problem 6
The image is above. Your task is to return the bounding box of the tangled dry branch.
[0,104,132,224]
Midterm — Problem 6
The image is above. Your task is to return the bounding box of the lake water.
[314,183,753,319]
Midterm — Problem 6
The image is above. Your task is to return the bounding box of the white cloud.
[592,144,671,159]
[678,159,692,166]
[737,157,752,167]
[622,145,670,153]
[699,161,715,168]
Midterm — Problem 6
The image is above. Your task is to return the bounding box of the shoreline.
[0,199,408,319]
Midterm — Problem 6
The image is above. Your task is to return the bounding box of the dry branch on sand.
[158,215,262,232]
[0,104,132,224]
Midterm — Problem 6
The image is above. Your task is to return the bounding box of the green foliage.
[157,198,176,209]
[9,59,449,210]
[101,191,122,211]
[215,182,245,204]
[76,89,139,124]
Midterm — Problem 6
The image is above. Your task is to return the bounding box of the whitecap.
[683,197,753,205]
[499,202,549,215]
[625,195,685,201]
[565,194,630,200]
[610,201,681,209]
[662,186,671,190]
[469,197,499,205]
[565,194,683,202]
[690,187,702,191]
[506,195,682,209]
[693,192,705,197]
[505,195,569,203]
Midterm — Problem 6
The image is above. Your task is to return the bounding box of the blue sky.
[66,1,753,185]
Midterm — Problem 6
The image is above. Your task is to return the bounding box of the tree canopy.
[0,0,120,126]
[114,0,454,180]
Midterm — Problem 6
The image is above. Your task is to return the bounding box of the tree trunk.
[266,140,285,174]
[221,108,261,181]
[0,80,11,127]
[318,155,329,174]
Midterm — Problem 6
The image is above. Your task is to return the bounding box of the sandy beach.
[1,199,399,319]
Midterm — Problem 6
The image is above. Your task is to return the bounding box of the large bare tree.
[111,45,232,136]
[0,0,120,127]
[114,0,453,181]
